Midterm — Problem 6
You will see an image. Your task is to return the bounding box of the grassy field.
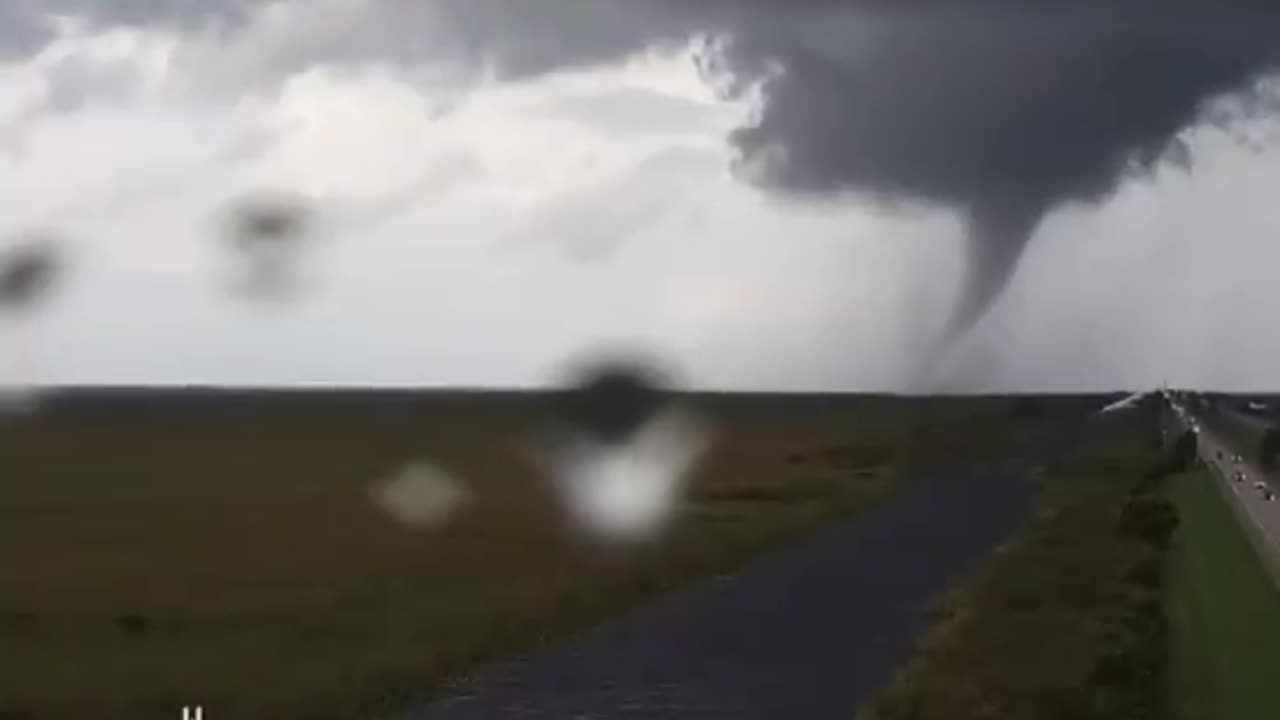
[0,390,1049,719]
[1167,468,1280,720]
[862,409,1176,720]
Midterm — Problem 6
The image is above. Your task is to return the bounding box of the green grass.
[1167,468,1280,720]
[863,416,1173,720]
[0,393,1047,719]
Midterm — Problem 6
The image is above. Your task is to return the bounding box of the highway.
[1167,396,1280,577]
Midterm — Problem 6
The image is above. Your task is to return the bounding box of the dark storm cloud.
[0,0,251,56]
[0,1,62,60]
[710,3,1280,340]
[370,0,1280,342]
[10,0,1280,346]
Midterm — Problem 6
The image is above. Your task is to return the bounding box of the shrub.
[1120,495,1179,546]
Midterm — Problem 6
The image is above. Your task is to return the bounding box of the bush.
[1120,495,1179,546]
[1147,430,1197,480]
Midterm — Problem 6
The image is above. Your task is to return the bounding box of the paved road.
[404,418,1096,720]
[1172,403,1280,566]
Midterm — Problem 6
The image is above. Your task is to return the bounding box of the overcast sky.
[3,1,1280,393]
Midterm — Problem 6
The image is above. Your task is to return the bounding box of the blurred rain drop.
[0,383,41,418]
[371,460,471,530]
[0,235,64,410]
[548,358,674,447]
[218,192,317,301]
[0,237,60,313]
[543,407,711,545]
[535,357,713,545]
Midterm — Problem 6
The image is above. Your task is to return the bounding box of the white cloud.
[2,2,1280,392]
[0,7,964,392]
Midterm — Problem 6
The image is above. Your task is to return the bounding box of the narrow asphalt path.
[404,417,1093,720]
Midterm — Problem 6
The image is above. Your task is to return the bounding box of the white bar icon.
[182,706,203,720]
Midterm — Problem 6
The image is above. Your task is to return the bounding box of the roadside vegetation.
[863,411,1179,720]
[1167,467,1280,720]
[0,392,1037,719]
